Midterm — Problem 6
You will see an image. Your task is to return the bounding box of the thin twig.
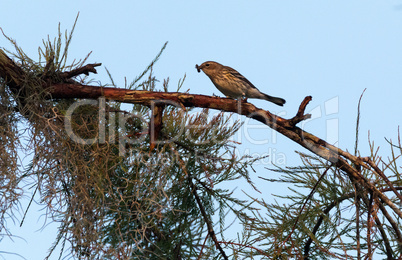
[375,196,402,249]
[219,241,270,258]
[282,164,333,245]
[367,191,373,258]
[371,196,395,258]
[149,102,164,151]
[362,157,402,201]
[20,184,39,227]
[289,96,312,126]
[354,183,361,260]
[197,233,209,260]
[354,88,366,156]
[173,149,228,259]
[187,175,228,259]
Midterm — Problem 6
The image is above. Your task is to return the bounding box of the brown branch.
[59,62,102,79]
[373,197,398,257]
[171,147,228,259]
[354,183,361,259]
[367,191,374,258]
[362,156,402,202]
[289,96,312,126]
[187,174,228,259]
[48,84,290,126]
[218,241,270,258]
[0,49,28,97]
[283,164,332,245]
[149,103,164,151]
[198,233,210,260]
[303,186,401,259]
[376,197,402,248]
[368,194,395,259]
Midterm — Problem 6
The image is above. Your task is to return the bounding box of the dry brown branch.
[0,49,28,102]
[362,156,402,201]
[59,62,102,79]
[188,175,228,259]
[354,184,361,259]
[149,103,164,151]
[289,95,312,126]
[173,149,228,259]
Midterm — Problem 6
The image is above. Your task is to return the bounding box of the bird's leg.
[241,93,248,102]
[236,97,242,114]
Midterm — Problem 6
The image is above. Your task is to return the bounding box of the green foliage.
[96,103,255,259]
[238,147,402,259]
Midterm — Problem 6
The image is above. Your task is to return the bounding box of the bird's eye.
[205,63,210,67]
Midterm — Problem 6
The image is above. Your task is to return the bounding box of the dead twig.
[288,96,312,126]
[59,62,102,79]
[282,164,333,246]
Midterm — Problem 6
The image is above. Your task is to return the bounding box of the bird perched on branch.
[196,61,286,106]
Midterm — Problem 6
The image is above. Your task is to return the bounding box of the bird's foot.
[241,94,248,103]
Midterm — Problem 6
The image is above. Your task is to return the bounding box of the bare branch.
[283,164,333,245]
[59,62,102,79]
[288,95,312,126]
[149,103,164,151]
[362,156,402,201]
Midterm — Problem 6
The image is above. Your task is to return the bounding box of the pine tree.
[1,20,401,259]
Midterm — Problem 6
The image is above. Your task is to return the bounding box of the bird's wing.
[226,67,257,89]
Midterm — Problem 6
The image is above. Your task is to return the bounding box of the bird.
[196,61,286,106]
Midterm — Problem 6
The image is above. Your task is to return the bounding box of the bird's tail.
[263,94,286,106]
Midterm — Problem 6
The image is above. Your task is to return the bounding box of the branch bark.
[59,62,102,79]
[149,103,164,151]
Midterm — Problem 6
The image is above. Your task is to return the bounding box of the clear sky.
[2,1,402,259]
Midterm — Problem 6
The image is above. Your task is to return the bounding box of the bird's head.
[195,61,223,76]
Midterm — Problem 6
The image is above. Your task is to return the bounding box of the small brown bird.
[196,61,286,106]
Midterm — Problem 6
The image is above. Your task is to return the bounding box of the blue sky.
[2,1,402,259]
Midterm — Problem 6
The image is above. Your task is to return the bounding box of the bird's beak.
[195,64,201,73]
